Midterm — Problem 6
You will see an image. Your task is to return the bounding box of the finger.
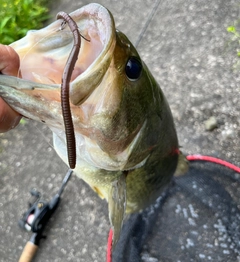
[0,44,22,132]
[0,44,22,77]
[0,97,22,132]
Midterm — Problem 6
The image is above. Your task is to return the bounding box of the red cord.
[186,155,240,173]
[107,228,113,262]
[106,154,240,262]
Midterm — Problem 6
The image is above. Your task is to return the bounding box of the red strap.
[186,155,240,173]
[106,228,113,262]
[106,154,240,261]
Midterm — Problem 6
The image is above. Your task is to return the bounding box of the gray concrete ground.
[0,0,239,261]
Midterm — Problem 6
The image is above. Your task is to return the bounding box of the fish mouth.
[0,4,149,171]
[9,3,116,105]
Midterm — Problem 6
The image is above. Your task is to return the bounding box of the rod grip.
[19,241,38,262]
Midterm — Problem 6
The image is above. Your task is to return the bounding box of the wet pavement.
[0,0,239,261]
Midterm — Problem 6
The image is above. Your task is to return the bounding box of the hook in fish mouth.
[8,4,116,106]
[0,3,181,177]
[0,4,147,170]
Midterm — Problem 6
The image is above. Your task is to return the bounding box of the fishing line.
[135,0,162,48]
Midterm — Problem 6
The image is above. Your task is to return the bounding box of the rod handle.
[19,241,38,262]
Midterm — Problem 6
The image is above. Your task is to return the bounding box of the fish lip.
[8,3,116,93]
[68,3,116,83]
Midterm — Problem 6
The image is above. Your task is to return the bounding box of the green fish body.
[0,3,187,244]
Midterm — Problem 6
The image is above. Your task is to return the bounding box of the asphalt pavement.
[0,0,239,261]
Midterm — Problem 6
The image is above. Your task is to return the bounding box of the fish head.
[0,3,183,215]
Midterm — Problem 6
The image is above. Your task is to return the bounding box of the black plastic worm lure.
[56,12,81,169]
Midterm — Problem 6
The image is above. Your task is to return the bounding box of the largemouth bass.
[0,3,187,246]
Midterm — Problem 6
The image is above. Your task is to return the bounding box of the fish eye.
[125,57,142,81]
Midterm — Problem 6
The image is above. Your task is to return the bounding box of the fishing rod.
[18,169,73,262]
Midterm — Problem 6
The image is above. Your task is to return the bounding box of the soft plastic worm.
[56,11,81,169]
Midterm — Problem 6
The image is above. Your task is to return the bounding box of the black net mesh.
[112,160,240,262]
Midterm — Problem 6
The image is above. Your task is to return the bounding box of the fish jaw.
[0,4,116,130]
[9,4,115,89]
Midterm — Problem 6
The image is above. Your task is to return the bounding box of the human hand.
[0,44,22,132]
